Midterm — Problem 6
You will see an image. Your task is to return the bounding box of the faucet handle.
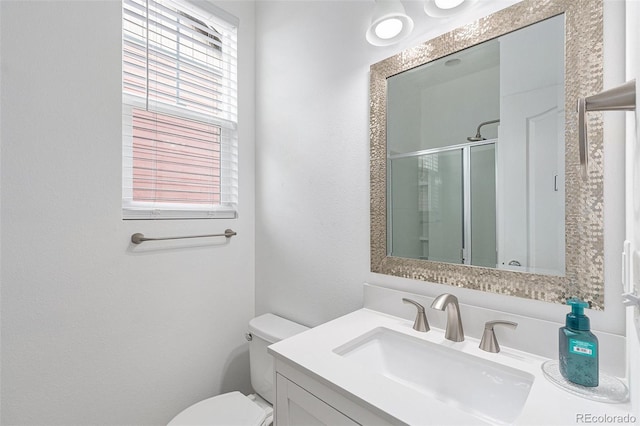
[479,320,518,353]
[402,298,430,332]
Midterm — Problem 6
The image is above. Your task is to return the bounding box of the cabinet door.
[275,374,359,426]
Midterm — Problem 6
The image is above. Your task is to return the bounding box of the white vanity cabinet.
[273,359,398,426]
[275,374,358,426]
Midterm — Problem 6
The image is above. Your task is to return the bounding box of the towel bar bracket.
[578,79,636,178]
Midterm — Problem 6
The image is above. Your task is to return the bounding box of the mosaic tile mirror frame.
[370,0,605,309]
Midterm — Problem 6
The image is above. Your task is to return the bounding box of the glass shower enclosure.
[388,140,497,268]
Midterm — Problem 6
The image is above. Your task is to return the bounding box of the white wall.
[255,0,627,339]
[255,0,371,327]
[0,1,256,425]
[625,0,640,417]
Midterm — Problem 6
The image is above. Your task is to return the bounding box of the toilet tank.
[248,313,308,404]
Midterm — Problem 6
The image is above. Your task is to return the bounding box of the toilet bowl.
[167,392,271,426]
[167,313,308,426]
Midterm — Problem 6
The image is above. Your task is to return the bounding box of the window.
[122,0,238,219]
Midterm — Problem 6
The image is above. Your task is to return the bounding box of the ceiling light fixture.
[366,0,414,46]
[424,0,476,18]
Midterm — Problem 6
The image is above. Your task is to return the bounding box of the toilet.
[167,313,308,426]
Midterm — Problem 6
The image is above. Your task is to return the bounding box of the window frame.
[122,0,239,220]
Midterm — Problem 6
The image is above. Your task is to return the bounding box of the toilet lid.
[167,392,268,426]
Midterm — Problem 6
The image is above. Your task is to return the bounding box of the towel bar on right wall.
[578,79,637,178]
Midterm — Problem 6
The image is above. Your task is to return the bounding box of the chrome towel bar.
[578,79,636,178]
[131,229,237,244]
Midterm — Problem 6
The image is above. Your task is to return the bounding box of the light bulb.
[434,0,465,10]
[365,0,414,46]
[374,18,403,39]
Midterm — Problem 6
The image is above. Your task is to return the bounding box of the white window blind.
[122,0,238,219]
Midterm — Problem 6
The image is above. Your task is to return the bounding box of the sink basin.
[333,327,534,424]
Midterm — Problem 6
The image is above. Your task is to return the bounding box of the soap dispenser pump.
[559,298,599,387]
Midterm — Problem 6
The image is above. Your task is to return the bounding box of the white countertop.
[268,308,634,425]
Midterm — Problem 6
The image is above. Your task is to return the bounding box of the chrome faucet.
[430,293,464,342]
[402,298,430,332]
[479,320,518,353]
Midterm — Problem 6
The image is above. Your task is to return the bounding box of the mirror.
[370,0,605,308]
[388,15,565,276]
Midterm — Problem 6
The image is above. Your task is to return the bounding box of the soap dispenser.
[559,298,599,387]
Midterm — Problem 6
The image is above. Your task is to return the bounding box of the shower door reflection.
[388,141,496,267]
[469,143,497,267]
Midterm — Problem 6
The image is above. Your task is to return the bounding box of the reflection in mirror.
[387,15,565,276]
